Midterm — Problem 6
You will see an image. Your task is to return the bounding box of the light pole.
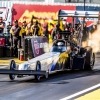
[84,0,85,11]
[83,0,85,33]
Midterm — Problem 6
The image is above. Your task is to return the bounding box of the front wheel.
[35,61,41,81]
[9,60,16,80]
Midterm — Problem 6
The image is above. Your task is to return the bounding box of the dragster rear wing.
[58,10,100,18]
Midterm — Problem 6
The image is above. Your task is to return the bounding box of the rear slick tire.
[84,47,95,71]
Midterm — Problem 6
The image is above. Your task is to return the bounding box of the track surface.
[0,54,100,100]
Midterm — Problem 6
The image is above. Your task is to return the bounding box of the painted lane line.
[60,83,100,100]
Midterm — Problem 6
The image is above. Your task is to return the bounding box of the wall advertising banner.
[12,4,76,24]
[0,7,9,21]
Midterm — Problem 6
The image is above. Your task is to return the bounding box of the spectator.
[38,23,44,36]
[0,17,5,36]
[22,20,27,37]
[6,22,12,46]
[25,15,34,36]
[82,22,88,42]
[31,20,40,36]
[7,22,12,36]
[10,20,23,57]
[25,20,33,36]
[51,23,62,40]
[43,22,49,39]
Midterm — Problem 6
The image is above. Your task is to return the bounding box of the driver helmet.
[57,42,64,46]
[57,42,66,52]
[57,42,64,49]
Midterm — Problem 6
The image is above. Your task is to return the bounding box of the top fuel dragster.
[0,9,99,81]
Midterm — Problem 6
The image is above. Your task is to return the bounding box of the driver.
[51,23,62,40]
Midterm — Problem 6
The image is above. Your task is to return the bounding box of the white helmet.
[57,42,64,46]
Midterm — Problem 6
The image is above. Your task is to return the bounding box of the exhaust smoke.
[84,25,100,53]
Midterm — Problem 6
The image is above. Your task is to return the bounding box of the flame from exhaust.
[83,25,100,53]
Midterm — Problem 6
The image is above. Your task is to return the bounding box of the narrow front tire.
[9,60,16,80]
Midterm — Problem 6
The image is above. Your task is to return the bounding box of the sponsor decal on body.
[40,42,48,48]
[33,40,40,55]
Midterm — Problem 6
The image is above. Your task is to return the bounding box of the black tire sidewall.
[35,61,41,81]
[84,47,95,70]
[9,60,16,80]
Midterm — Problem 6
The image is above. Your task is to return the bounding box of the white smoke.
[87,24,100,53]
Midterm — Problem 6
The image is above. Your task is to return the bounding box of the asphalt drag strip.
[0,54,99,100]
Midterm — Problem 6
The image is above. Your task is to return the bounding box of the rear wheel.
[84,47,95,70]
[9,60,16,80]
